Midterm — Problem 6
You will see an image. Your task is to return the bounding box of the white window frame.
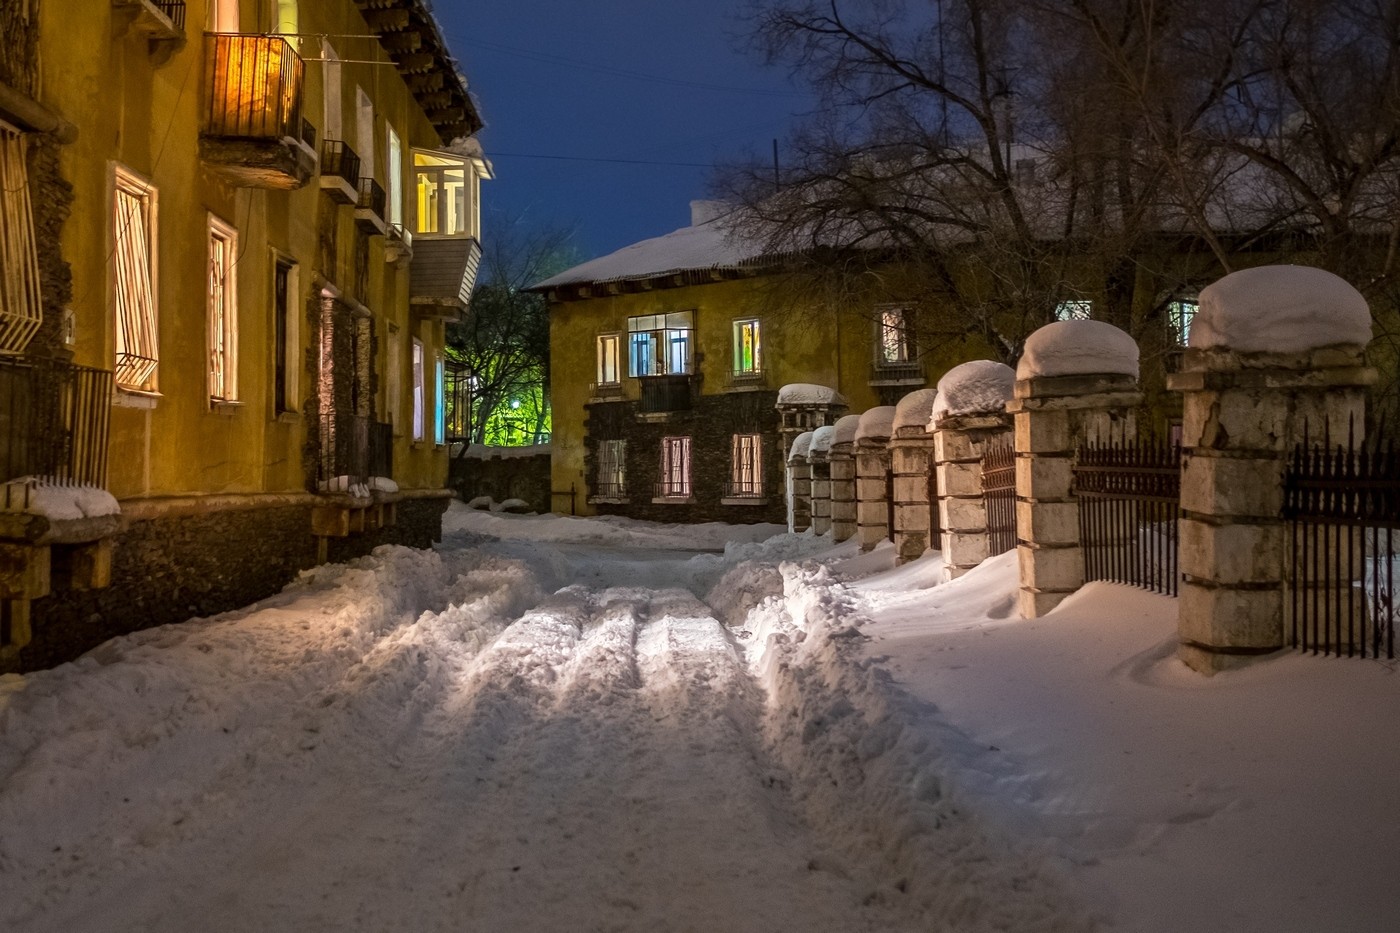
[433,351,446,446]
[596,438,626,497]
[387,124,403,228]
[730,434,763,496]
[411,338,425,442]
[0,125,41,355]
[272,253,299,414]
[412,147,475,237]
[596,333,621,385]
[658,435,692,499]
[628,311,693,377]
[112,163,159,393]
[877,306,913,365]
[732,319,762,374]
[208,214,239,402]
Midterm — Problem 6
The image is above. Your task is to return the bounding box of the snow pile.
[931,360,1015,425]
[892,388,939,432]
[854,406,896,444]
[1017,320,1139,380]
[831,414,861,448]
[787,431,814,462]
[1190,265,1371,353]
[368,476,399,494]
[777,383,846,406]
[0,477,119,521]
[317,476,371,498]
[808,425,836,458]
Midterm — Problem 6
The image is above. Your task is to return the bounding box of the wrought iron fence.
[1074,437,1182,596]
[203,34,304,140]
[0,355,112,493]
[981,442,1016,557]
[638,375,692,413]
[1284,429,1399,659]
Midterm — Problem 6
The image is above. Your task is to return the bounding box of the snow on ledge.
[1191,265,1371,354]
[832,414,861,447]
[788,431,815,462]
[809,425,837,457]
[1017,320,1139,380]
[931,360,1014,425]
[318,476,371,499]
[778,383,847,406]
[893,388,940,431]
[855,406,896,443]
[0,477,119,521]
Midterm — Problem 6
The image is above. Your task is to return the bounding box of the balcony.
[354,177,387,234]
[113,0,186,63]
[637,374,693,414]
[319,139,360,204]
[385,224,413,263]
[199,34,314,189]
[869,359,925,386]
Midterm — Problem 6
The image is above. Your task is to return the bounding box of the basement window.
[113,164,159,392]
[657,435,691,499]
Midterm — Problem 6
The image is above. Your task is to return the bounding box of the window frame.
[411,337,425,442]
[272,253,298,415]
[729,433,763,497]
[658,435,692,499]
[433,351,446,446]
[628,311,693,377]
[207,213,239,403]
[732,318,762,375]
[112,163,160,393]
[876,305,913,365]
[596,333,621,385]
[1167,298,1198,347]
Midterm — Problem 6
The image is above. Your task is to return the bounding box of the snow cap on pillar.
[788,431,815,463]
[893,388,940,433]
[1017,320,1139,380]
[809,425,836,460]
[855,406,896,445]
[777,383,847,406]
[930,360,1015,428]
[832,414,861,448]
[1191,265,1371,353]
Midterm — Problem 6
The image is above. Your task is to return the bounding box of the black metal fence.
[1074,438,1181,596]
[981,442,1017,557]
[638,375,692,413]
[1283,432,1398,659]
[317,413,393,490]
[357,177,386,218]
[153,0,186,30]
[204,34,304,140]
[0,355,112,497]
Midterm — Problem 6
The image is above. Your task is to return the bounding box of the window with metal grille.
[730,434,762,496]
[659,435,691,497]
[596,439,626,496]
[628,311,692,376]
[877,306,913,363]
[733,319,762,374]
[0,126,42,355]
[113,165,159,391]
[208,215,238,401]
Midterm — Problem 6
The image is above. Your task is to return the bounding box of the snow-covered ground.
[1,504,1395,931]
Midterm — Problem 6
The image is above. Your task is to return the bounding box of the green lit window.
[733,319,762,374]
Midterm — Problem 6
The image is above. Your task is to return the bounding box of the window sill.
[588,495,630,505]
[275,410,300,424]
[113,388,161,409]
[721,497,769,506]
[210,399,243,415]
[651,496,696,505]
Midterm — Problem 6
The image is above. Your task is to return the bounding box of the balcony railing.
[654,479,691,499]
[592,480,627,498]
[203,34,304,140]
[152,1,185,30]
[0,355,112,491]
[319,139,361,203]
[638,374,692,413]
[318,413,393,490]
[355,177,387,233]
[369,419,393,480]
[723,479,765,499]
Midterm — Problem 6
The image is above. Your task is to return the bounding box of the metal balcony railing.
[654,478,691,499]
[0,355,112,492]
[723,479,765,498]
[320,139,361,187]
[357,177,387,218]
[152,0,186,30]
[300,118,317,151]
[203,33,305,140]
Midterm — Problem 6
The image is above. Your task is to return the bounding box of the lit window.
[730,434,763,496]
[0,126,41,354]
[273,257,298,414]
[596,333,621,385]
[434,352,446,445]
[207,216,238,401]
[659,436,691,498]
[411,338,425,441]
[596,439,626,496]
[273,0,297,34]
[1054,300,1092,321]
[878,306,913,364]
[413,149,472,236]
[733,319,762,374]
[208,0,238,31]
[1168,299,1197,346]
[113,165,159,391]
[628,311,692,377]
[387,124,403,229]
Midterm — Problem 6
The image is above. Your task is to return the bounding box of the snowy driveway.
[0,510,1084,933]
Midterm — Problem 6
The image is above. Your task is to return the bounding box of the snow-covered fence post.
[808,425,836,536]
[1009,321,1142,618]
[787,431,814,533]
[890,389,941,565]
[829,415,861,543]
[930,361,1015,581]
[855,407,895,552]
[1167,266,1375,674]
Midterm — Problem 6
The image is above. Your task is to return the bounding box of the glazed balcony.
[319,139,361,204]
[199,33,314,189]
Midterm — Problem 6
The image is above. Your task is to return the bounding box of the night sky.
[432,0,812,261]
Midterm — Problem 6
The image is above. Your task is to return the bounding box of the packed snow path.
[1,512,1089,932]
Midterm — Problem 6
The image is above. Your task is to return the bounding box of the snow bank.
[808,425,836,458]
[855,406,896,444]
[1191,265,1371,353]
[777,383,846,406]
[931,360,1014,425]
[832,414,861,448]
[787,431,814,462]
[368,476,399,493]
[1017,320,1139,380]
[892,388,939,432]
[0,477,119,521]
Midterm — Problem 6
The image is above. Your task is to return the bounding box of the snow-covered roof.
[932,360,1015,425]
[1016,320,1139,381]
[788,431,815,462]
[893,389,940,432]
[1191,265,1371,354]
[832,414,861,448]
[777,383,847,406]
[855,406,897,444]
[808,425,837,459]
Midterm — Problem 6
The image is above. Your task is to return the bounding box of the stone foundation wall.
[449,452,551,513]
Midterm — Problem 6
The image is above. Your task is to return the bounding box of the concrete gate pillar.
[855,407,895,552]
[829,415,861,543]
[1167,266,1376,673]
[890,389,940,565]
[787,431,814,533]
[1008,321,1142,618]
[808,425,836,536]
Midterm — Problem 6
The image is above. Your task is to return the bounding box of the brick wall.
[449,452,551,513]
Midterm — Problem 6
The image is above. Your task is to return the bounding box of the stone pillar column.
[829,415,860,543]
[787,431,814,533]
[890,389,940,564]
[1167,266,1376,673]
[855,407,895,552]
[808,426,835,535]
[1008,321,1142,618]
[935,412,1012,579]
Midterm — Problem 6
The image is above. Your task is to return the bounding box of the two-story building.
[0,0,489,672]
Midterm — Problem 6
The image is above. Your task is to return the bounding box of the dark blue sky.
[433,1,812,261]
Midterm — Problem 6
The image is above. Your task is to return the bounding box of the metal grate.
[153,1,186,31]
[0,355,112,492]
[203,34,304,140]
[1074,437,1182,596]
[321,139,361,185]
[981,442,1017,557]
